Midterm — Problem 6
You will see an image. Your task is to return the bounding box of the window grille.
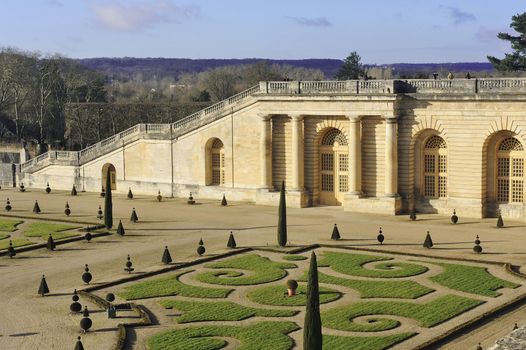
[422,135,447,198]
[321,129,348,146]
[210,138,225,185]
[496,137,524,203]
[321,174,334,191]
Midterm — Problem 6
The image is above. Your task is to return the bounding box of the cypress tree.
[277,180,287,247]
[38,274,50,296]
[227,232,237,248]
[331,224,341,240]
[104,171,113,229]
[162,246,172,264]
[423,231,433,248]
[303,252,322,350]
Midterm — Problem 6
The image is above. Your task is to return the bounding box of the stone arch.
[409,128,449,212]
[482,130,526,217]
[316,127,348,206]
[205,137,225,186]
[101,163,116,191]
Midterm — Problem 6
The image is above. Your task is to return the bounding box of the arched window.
[423,135,447,198]
[211,139,225,185]
[496,137,524,203]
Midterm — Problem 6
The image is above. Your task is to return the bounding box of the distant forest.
[77,57,495,81]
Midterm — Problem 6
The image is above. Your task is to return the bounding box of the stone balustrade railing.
[20,78,526,173]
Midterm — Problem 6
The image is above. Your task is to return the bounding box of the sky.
[0,0,524,63]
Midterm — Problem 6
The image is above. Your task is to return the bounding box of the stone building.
[18,78,526,220]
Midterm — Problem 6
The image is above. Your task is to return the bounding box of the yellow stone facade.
[19,79,526,220]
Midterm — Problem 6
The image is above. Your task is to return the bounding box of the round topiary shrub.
[197,245,206,256]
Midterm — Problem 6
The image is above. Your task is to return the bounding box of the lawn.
[247,283,341,306]
[428,262,519,297]
[0,238,35,250]
[159,299,297,323]
[0,219,23,232]
[324,333,416,350]
[117,270,233,300]
[308,271,434,299]
[0,233,9,240]
[322,294,483,332]
[148,321,299,350]
[24,221,81,240]
[318,251,428,278]
[282,255,307,261]
[196,254,296,285]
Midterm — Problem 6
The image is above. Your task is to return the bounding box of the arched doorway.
[101,163,117,191]
[205,138,225,186]
[319,128,348,205]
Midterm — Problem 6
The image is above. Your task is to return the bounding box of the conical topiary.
[409,209,417,221]
[197,239,206,256]
[45,183,51,194]
[33,200,41,214]
[104,170,113,229]
[124,255,134,273]
[130,208,138,222]
[5,198,12,211]
[162,246,172,264]
[38,274,49,296]
[97,205,103,220]
[377,227,384,245]
[188,192,196,205]
[70,289,82,313]
[497,211,504,228]
[451,209,458,224]
[46,234,56,251]
[227,232,237,248]
[8,240,16,258]
[277,180,287,247]
[221,194,227,206]
[331,224,341,240]
[80,307,92,332]
[303,251,322,350]
[423,231,433,248]
[157,190,162,202]
[116,220,125,236]
[71,185,77,196]
[74,336,85,350]
[64,202,71,216]
[127,187,133,199]
[82,264,92,284]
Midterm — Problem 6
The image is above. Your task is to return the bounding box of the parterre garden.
[112,249,524,350]
[0,218,82,250]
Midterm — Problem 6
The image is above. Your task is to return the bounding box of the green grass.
[247,283,341,306]
[159,299,297,323]
[318,251,428,278]
[0,219,23,232]
[117,270,233,300]
[24,222,80,240]
[322,295,483,332]
[147,321,299,350]
[304,271,434,299]
[428,262,520,297]
[282,255,307,261]
[0,238,35,250]
[0,233,9,240]
[324,333,417,350]
[196,254,296,285]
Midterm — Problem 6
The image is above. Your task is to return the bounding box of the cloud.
[286,16,332,27]
[89,0,201,32]
[440,5,476,25]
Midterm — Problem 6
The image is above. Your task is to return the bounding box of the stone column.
[259,114,272,189]
[384,116,399,197]
[348,116,362,195]
[291,114,304,191]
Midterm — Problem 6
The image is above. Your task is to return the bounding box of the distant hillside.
[76,58,495,80]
